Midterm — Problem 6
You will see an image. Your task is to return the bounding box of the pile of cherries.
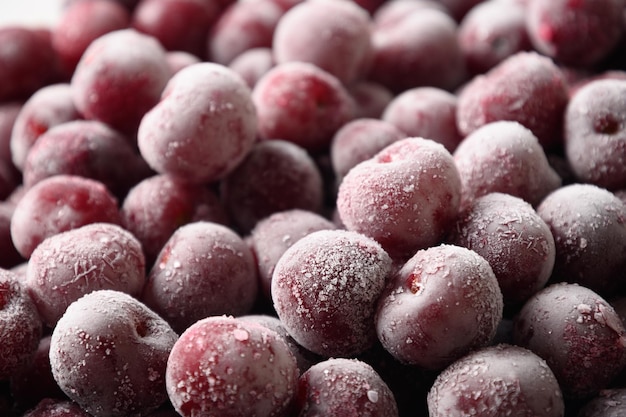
[2,0,626,416]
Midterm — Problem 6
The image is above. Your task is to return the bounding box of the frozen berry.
[427,344,564,417]
[132,0,219,59]
[137,62,257,184]
[449,193,556,309]
[22,120,143,198]
[513,283,626,398]
[526,0,624,67]
[220,140,325,234]
[0,27,59,102]
[71,29,171,135]
[10,83,81,172]
[453,121,562,208]
[456,51,569,150]
[207,0,284,65]
[10,175,122,259]
[565,79,626,190]
[296,358,399,417]
[367,8,465,93]
[52,0,131,75]
[337,137,462,260]
[330,118,405,185]
[142,221,257,333]
[165,315,299,417]
[376,244,503,370]
[536,184,626,296]
[458,0,531,75]
[273,0,373,85]
[272,229,392,357]
[252,61,356,152]
[50,290,178,417]
[25,222,146,327]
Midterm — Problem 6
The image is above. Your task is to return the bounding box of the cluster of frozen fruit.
[1,0,626,416]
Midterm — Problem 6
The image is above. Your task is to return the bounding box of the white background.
[0,0,65,28]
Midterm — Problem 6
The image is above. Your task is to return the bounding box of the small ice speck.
[367,390,379,403]
[234,328,249,341]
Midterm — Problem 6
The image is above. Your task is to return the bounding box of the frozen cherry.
[513,283,626,398]
[10,175,122,259]
[132,0,220,59]
[25,222,146,327]
[248,209,338,298]
[458,0,531,75]
[49,289,178,417]
[330,118,405,185]
[0,269,42,381]
[453,121,562,208]
[296,358,399,417]
[427,344,564,417]
[336,137,462,260]
[536,184,626,296]
[121,174,229,267]
[449,192,556,309]
[71,28,171,135]
[375,244,503,370]
[252,61,356,153]
[0,27,59,102]
[271,229,392,357]
[381,86,462,152]
[272,0,373,85]
[526,0,624,67]
[137,62,257,184]
[52,0,131,75]
[565,79,626,190]
[207,0,285,65]
[165,315,299,417]
[367,8,465,93]
[220,139,325,234]
[142,221,258,333]
[22,120,143,198]
[456,51,570,151]
[10,83,81,172]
